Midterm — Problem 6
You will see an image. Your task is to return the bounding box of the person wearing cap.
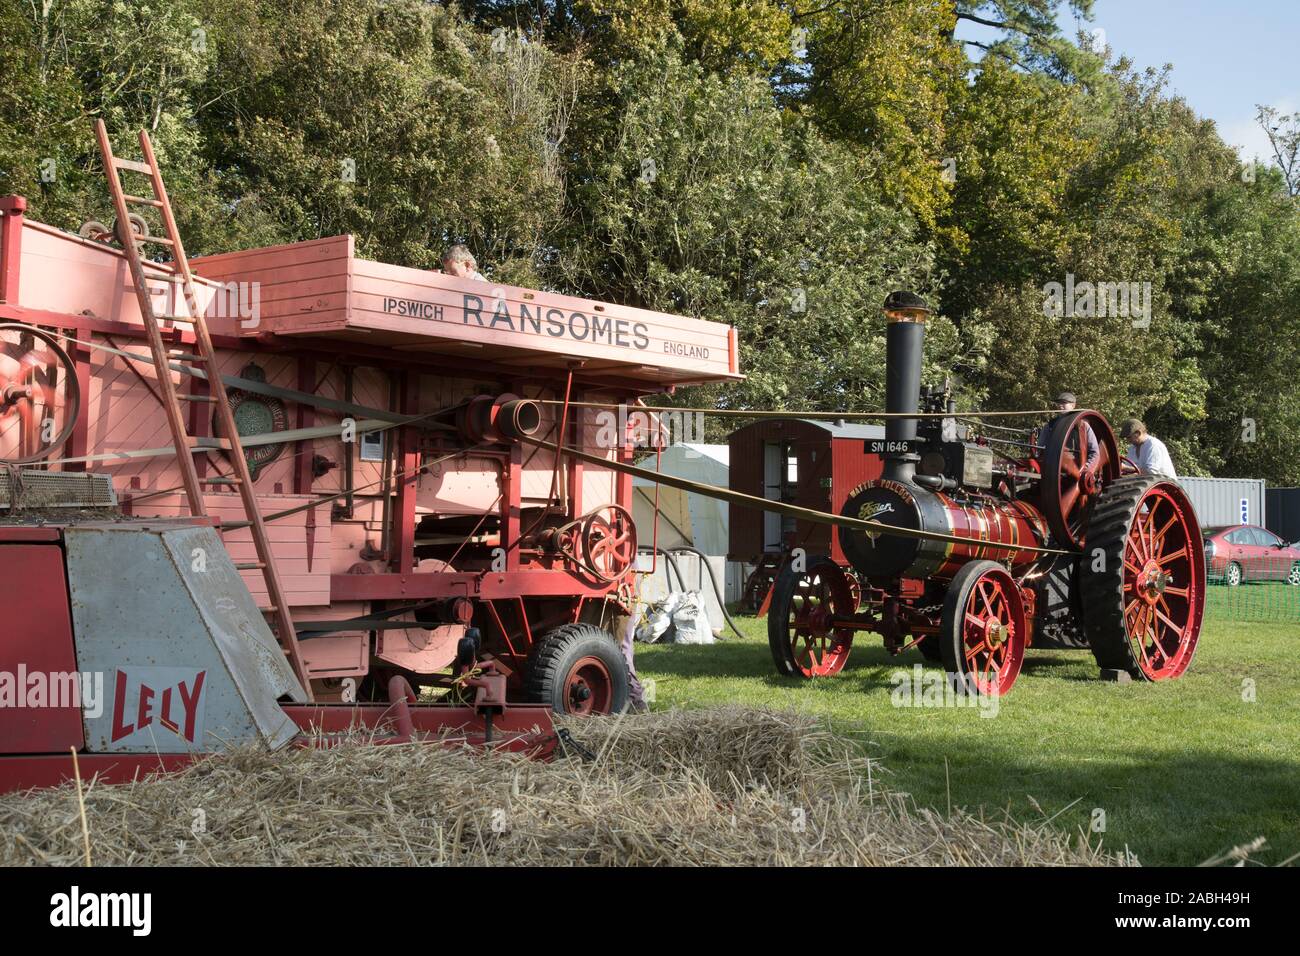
[1120,419,1177,479]
[1041,390,1099,470]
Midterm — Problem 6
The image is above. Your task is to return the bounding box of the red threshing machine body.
[0,194,740,791]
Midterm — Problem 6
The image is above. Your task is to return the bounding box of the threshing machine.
[0,124,740,790]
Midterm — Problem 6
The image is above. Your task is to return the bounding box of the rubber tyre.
[918,637,944,662]
[1289,564,1300,587]
[1226,562,1242,586]
[524,623,629,715]
[1080,475,1204,680]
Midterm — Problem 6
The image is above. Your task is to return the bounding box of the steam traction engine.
[769,293,1205,695]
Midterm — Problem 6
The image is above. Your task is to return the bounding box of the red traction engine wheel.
[939,560,1027,696]
[0,324,81,465]
[768,557,857,678]
[1082,476,1204,680]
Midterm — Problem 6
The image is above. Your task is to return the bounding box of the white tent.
[631,443,737,632]
[632,443,729,555]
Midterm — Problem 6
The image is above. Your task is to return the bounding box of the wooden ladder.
[93,120,313,700]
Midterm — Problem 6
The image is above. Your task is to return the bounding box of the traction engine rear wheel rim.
[564,656,613,716]
[950,565,1025,696]
[785,561,855,678]
[1122,486,1201,680]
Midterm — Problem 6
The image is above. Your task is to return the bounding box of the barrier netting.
[1204,554,1300,625]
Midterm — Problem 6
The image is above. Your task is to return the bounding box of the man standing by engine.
[1120,419,1178,479]
[1040,390,1099,470]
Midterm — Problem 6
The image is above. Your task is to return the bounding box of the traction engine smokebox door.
[0,541,85,753]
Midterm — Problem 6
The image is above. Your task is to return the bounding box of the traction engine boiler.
[769,293,1206,695]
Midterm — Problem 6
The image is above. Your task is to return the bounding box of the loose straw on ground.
[2,709,1130,867]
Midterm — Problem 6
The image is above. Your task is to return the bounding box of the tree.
[552,46,949,414]
[1256,105,1299,197]
[952,0,1102,82]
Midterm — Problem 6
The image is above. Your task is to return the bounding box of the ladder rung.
[186,436,233,450]
[137,234,174,246]
[205,477,243,486]
[180,394,218,403]
[158,314,195,324]
[260,606,280,615]
[123,194,163,207]
[167,351,204,361]
[234,562,266,571]
[114,157,153,175]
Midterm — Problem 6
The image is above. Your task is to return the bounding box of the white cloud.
[1220,98,1296,166]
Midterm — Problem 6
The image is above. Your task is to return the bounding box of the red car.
[1203,525,1300,586]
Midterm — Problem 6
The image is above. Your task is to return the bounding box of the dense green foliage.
[2,0,1297,481]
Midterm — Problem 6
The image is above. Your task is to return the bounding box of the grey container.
[1176,476,1266,530]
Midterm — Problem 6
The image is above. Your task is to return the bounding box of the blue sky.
[957,0,1298,164]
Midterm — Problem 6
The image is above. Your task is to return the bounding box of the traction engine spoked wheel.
[940,560,1027,697]
[1082,477,1205,681]
[767,557,856,678]
[581,504,637,583]
[0,324,82,465]
[1041,410,1121,549]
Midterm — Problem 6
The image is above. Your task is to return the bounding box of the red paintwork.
[0,543,85,753]
[0,195,25,303]
[930,493,1051,577]
[0,195,741,714]
[0,702,558,794]
[953,565,1026,696]
[0,527,60,542]
[727,419,885,564]
[1127,485,1204,680]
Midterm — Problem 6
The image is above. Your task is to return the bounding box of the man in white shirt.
[1120,419,1177,478]
[441,243,487,281]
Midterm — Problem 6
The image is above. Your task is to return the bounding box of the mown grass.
[634,609,1299,866]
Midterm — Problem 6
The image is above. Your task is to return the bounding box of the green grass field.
[634,611,1299,866]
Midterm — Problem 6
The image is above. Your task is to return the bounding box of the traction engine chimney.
[882,291,931,484]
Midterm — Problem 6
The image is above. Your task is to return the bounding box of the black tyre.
[524,623,629,715]
[917,636,944,662]
[1080,476,1204,681]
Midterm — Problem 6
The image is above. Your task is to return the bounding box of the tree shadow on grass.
[870,733,1300,866]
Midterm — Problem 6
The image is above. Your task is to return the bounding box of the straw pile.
[0,707,1125,866]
